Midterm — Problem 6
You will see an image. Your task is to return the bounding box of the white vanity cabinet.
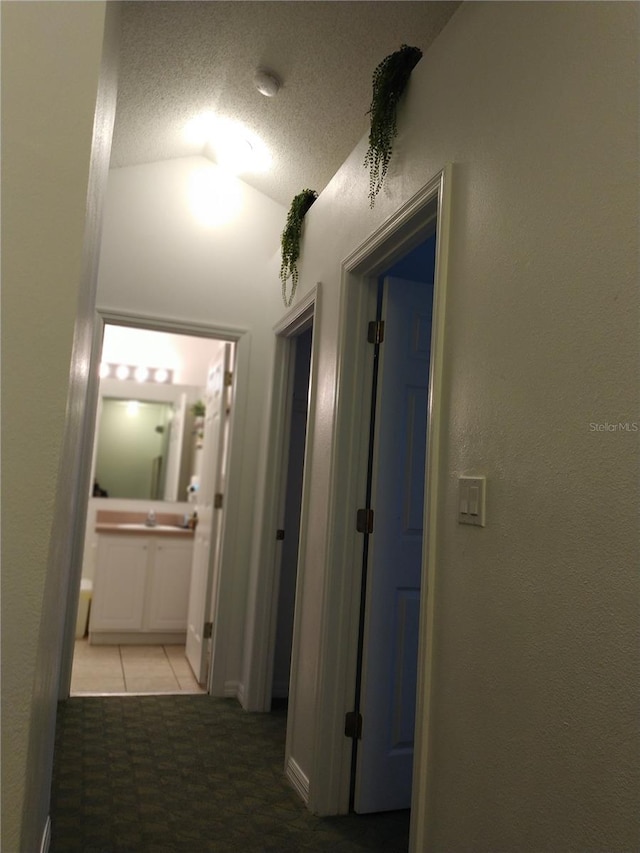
[90,536,148,632]
[147,539,193,631]
[90,532,193,643]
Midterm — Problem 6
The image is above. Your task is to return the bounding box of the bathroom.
[71,323,231,695]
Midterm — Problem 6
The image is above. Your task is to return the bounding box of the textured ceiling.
[112,1,461,207]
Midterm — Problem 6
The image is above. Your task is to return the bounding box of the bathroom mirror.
[93,398,195,501]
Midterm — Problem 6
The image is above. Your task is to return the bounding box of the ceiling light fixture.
[213,118,271,174]
[254,69,281,98]
[184,112,271,175]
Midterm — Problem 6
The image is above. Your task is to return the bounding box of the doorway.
[271,324,313,708]
[302,170,450,830]
[68,320,237,697]
[351,238,436,814]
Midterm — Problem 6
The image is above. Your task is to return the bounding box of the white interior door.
[185,343,231,684]
[354,276,433,813]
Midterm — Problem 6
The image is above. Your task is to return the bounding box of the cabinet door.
[91,536,149,631]
[147,540,193,631]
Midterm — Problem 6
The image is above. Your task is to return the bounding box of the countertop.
[95,523,194,537]
[95,510,195,538]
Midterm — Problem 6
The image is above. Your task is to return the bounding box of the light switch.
[458,476,486,527]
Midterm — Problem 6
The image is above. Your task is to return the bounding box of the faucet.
[145,509,157,527]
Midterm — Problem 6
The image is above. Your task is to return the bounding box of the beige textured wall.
[281,2,639,849]
[1,3,112,849]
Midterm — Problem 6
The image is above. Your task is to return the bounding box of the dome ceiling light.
[184,112,272,175]
[254,69,281,98]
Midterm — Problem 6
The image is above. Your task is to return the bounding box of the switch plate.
[458,476,486,527]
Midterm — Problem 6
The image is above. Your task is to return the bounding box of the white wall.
[96,156,286,692]
[1,3,116,849]
[97,157,284,326]
[101,323,225,386]
[277,3,638,849]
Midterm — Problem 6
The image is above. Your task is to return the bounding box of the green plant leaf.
[280,188,318,307]
[364,44,422,207]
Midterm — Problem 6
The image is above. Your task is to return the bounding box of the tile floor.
[71,640,205,695]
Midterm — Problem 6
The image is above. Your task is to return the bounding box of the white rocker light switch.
[458,476,486,527]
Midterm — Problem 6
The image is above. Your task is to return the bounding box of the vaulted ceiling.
[111,1,461,206]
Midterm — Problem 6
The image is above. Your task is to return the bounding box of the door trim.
[308,167,452,839]
[58,308,250,700]
[242,284,320,713]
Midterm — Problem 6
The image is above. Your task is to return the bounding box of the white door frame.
[242,284,320,715]
[58,308,250,700]
[308,168,452,848]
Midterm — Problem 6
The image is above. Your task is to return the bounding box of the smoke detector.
[254,69,281,98]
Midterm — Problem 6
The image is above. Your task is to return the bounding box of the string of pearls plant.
[280,188,318,307]
[278,45,422,305]
[364,44,422,207]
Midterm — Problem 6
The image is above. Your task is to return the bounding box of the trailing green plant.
[364,44,423,207]
[280,188,318,307]
[190,400,205,417]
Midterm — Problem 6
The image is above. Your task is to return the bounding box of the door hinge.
[203,621,213,639]
[356,507,374,534]
[367,320,385,345]
[344,710,363,740]
[224,370,233,387]
[214,493,223,509]
[276,529,285,541]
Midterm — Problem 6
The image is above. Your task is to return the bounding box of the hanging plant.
[364,44,423,207]
[280,188,318,307]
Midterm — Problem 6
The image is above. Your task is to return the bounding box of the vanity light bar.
[99,363,174,384]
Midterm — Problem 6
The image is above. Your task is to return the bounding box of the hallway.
[51,696,410,852]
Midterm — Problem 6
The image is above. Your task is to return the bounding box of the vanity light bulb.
[154,368,169,383]
[115,364,130,380]
[99,362,110,379]
[134,366,149,383]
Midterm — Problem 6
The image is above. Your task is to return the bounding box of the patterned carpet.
[51,695,409,852]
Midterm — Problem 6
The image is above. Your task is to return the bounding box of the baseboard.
[88,631,186,645]
[286,756,310,804]
[235,681,245,705]
[224,679,242,701]
[39,815,51,853]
